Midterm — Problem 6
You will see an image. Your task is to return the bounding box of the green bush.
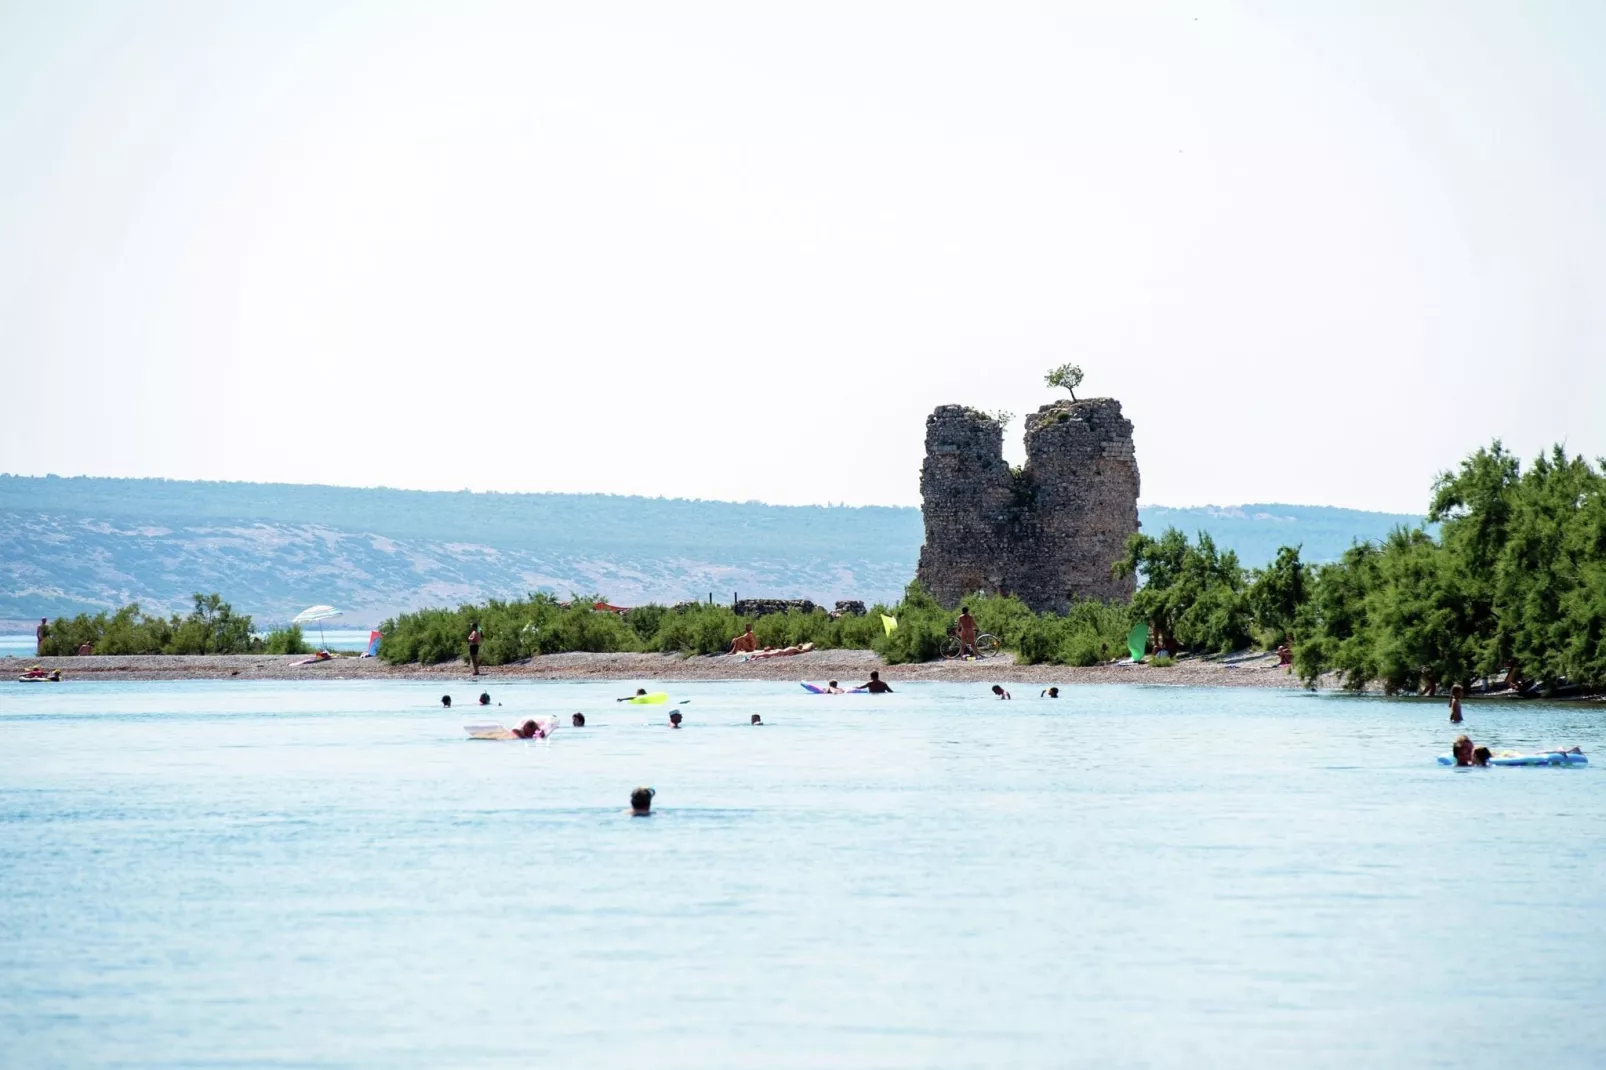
[263,625,309,655]
[41,594,256,656]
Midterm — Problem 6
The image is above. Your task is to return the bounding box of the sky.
[2,1,1603,513]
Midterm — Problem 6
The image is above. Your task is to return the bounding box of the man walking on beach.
[467,622,482,676]
[36,617,48,656]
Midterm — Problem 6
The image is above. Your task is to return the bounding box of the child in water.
[1449,683,1463,723]
[631,787,655,815]
[991,685,1011,700]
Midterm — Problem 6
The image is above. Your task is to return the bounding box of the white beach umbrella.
[291,605,342,649]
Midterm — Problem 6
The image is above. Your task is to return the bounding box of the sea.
[2,680,1602,1068]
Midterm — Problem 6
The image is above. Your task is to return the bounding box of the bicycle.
[940,629,1001,660]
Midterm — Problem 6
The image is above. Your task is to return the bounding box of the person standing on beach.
[956,606,978,658]
[36,617,48,656]
[467,622,482,676]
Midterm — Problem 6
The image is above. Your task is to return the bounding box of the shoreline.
[5,650,1314,688]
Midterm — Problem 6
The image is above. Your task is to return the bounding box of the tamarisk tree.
[1045,363,1084,401]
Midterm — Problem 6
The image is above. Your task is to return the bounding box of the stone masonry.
[915,399,1140,613]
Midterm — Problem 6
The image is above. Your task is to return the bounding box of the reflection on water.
[1,681,1602,1068]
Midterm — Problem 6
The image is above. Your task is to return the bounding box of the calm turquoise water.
[2,681,1603,1068]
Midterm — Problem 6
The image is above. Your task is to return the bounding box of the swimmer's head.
[1047,686,1059,698]
[669,711,682,727]
[631,786,655,814]
[869,671,880,681]
[751,714,762,725]
[991,685,1005,695]
[1472,745,1491,766]
[571,712,586,727]
[518,719,540,738]
[635,688,647,696]
[441,695,452,708]
[1452,735,1474,765]
[478,692,491,706]
[828,680,838,688]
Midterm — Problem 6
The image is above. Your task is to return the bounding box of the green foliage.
[1248,545,1306,644]
[1296,442,1606,692]
[40,594,258,655]
[1045,362,1084,400]
[1016,600,1131,666]
[263,625,309,655]
[1117,529,1253,654]
[1151,654,1176,667]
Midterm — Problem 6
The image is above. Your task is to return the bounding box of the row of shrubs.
[39,595,310,656]
[377,584,1138,667]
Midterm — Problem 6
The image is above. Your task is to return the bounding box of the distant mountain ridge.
[0,475,1424,625]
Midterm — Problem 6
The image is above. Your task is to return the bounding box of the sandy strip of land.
[3,650,1313,688]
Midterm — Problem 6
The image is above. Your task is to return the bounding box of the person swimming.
[479,692,492,706]
[441,695,452,708]
[1452,735,1475,766]
[858,671,893,693]
[1041,686,1060,698]
[616,688,648,702]
[826,680,845,694]
[991,685,1011,700]
[1472,745,1491,766]
[571,712,586,727]
[751,714,763,725]
[1449,683,1464,723]
[669,711,683,729]
[512,719,550,739]
[631,786,655,815]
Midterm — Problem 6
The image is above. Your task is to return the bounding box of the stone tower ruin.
[915,398,1140,614]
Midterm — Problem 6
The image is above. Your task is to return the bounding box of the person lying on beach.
[749,642,815,660]
[991,685,1011,700]
[292,650,334,666]
[729,625,757,655]
[631,787,655,815]
[858,671,893,693]
[616,688,648,702]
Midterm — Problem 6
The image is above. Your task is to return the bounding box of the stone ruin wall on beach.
[915,399,1141,614]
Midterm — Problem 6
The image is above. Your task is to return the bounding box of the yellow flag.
[881,614,898,635]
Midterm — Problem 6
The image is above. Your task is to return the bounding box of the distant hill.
[0,475,1424,625]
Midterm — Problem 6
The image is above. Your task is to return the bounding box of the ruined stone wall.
[915,399,1139,614]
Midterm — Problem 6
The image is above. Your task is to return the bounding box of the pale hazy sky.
[2,1,1602,512]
